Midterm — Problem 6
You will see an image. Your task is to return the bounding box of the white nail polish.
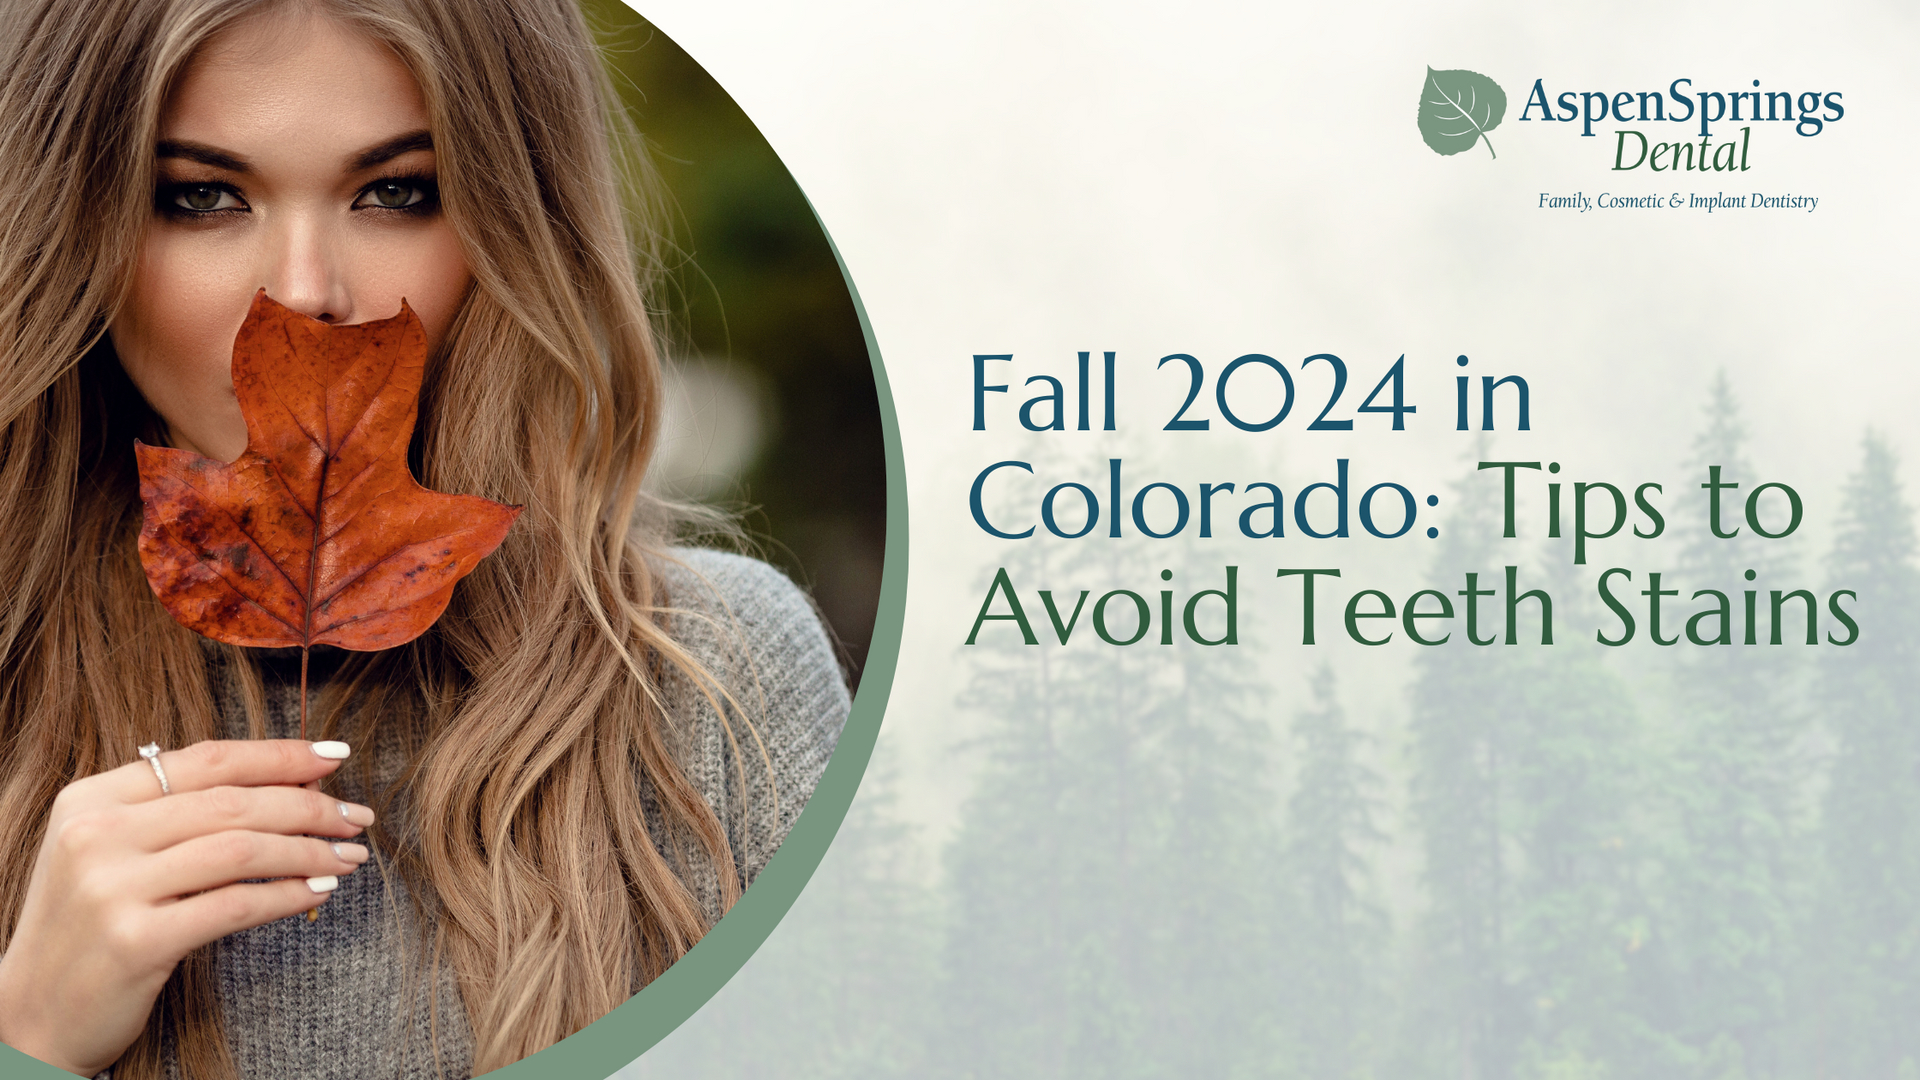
[311,741,351,760]
[306,875,339,893]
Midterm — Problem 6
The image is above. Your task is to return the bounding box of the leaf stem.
[302,642,317,922]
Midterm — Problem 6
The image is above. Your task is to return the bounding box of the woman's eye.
[356,180,430,209]
[169,185,243,212]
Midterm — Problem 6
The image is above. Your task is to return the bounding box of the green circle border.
[0,180,903,1080]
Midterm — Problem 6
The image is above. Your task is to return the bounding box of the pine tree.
[1506,547,1658,1077]
[1398,444,1532,1080]
[1130,568,1290,1079]
[1644,371,1807,1076]
[1278,664,1386,1079]
[939,537,1087,1080]
[1399,447,1654,1079]
[1800,433,1920,1077]
[938,459,1290,1079]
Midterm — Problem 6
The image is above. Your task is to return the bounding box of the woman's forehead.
[162,7,428,155]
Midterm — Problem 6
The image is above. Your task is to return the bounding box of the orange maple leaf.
[136,291,519,731]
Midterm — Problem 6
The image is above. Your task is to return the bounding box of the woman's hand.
[0,740,375,1077]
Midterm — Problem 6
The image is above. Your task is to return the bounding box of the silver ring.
[138,742,172,796]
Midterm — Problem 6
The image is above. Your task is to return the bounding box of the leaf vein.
[169,479,313,624]
[312,527,468,614]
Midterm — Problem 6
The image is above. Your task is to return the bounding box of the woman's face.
[110,6,472,463]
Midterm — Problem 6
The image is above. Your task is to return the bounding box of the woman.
[0,0,851,1076]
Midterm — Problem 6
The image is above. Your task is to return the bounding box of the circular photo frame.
[0,0,899,1075]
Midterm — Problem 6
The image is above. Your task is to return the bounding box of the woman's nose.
[261,217,352,324]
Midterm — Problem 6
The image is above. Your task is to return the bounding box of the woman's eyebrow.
[156,139,250,172]
[350,130,433,172]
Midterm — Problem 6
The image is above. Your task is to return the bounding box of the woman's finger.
[91,739,353,805]
[143,831,368,902]
[124,784,375,852]
[150,877,350,957]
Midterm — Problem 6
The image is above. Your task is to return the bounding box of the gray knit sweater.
[138,549,849,1080]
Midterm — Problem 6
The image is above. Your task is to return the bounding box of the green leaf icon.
[1419,66,1506,160]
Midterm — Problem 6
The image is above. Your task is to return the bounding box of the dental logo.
[1419,67,1508,160]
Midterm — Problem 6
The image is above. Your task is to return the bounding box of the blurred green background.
[582,0,885,682]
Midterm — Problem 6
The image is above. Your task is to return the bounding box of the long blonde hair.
[0,0,747,1073]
